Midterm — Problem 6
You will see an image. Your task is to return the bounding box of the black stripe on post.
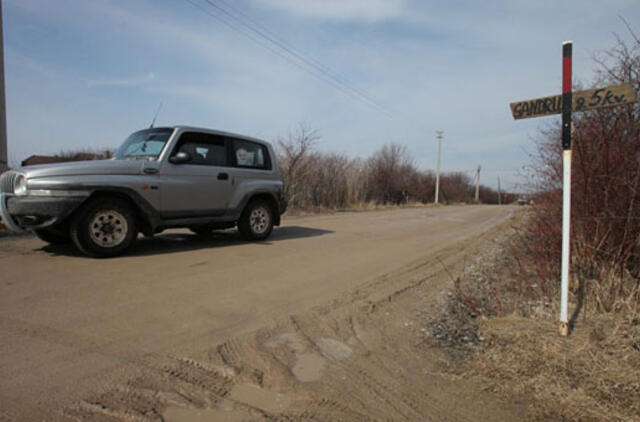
[562,42,572,150]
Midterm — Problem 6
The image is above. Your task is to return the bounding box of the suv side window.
[232,139,271,170]
[174,132,228,166]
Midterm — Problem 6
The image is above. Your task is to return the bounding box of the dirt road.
[0,205,518,420]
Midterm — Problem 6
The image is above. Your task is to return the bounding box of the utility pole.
[0,0,8,172]
[497,176,502,205]
[474,165,481,203]
[434,131,443,204]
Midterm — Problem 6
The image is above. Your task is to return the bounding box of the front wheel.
[238,200,274,241]
[70,198,138,258]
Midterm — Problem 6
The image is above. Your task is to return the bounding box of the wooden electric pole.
[474,165,481,203]
[434,131,443,204]
[0,0,8,172]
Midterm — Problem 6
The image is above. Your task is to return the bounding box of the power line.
[181,0,337,86]
[209,0,389,114]
[179,0,530,187]
[180,0,395,118]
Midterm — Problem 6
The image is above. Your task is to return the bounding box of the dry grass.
[474,315,640,421]
[427,216,640,421]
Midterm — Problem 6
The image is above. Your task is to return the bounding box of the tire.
[70,197,138,258]
[238,199,274,241]
[34,227,71,245]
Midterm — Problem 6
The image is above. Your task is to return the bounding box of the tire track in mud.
[287,315,422,421]
[59,214,522,421]
[63,355,236,420]
[287,310,479,422]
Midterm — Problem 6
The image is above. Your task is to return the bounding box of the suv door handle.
[143,168,159,175]
[217,172,229,180]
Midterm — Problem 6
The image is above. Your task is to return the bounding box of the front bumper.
[0,193,84,232]
[0,193,26,233]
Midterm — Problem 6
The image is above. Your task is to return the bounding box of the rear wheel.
[34,227,71,245]
[70,198,138,258]
[238,199,274,241]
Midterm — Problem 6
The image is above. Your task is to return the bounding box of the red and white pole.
[559,41,572,337]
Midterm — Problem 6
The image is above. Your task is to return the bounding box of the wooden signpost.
[510,41,638,337]
[510,82,636,120]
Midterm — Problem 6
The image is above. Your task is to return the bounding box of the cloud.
[6,0,640,190]
[5,49,56,79]
[251,0,408,22]
[86,72,156,88]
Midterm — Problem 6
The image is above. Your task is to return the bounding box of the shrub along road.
[0,205,518,420]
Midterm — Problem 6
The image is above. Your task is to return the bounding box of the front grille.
[0,171,17,194]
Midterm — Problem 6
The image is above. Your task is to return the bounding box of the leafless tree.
[275,128,505,210]
[276,123,320,207]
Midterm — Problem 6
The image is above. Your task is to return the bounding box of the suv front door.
[159,131,235,219]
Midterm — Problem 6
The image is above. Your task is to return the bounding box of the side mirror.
[169,151,191,164]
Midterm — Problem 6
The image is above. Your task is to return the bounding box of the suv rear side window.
[174,132,228,166]
[232,139,271,170]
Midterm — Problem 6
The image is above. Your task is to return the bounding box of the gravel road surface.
[0,205,515,420]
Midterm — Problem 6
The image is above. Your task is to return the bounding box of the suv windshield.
[113,128,174,160]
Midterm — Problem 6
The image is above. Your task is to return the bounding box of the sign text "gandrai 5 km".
[510,82,637,120]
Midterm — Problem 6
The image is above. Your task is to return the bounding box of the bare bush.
[275,125,510,211]
[439,172,473,203]
[366,143,417,204]
[276,124,321,208]
[520,33,640,320]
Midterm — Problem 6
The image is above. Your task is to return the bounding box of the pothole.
[164,383,292,421]
[163,406,253,422]
[292,352,326,382]
[265,332,306,353]
[267,334,354,382]
[317,337,353,361]
[229,383,292,413]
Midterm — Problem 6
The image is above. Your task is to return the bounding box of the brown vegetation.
[520,32,640,323]
[430,33,640,421]
[434,220,640,421]
[275,124,511,212]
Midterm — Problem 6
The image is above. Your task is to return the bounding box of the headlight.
[13,174,27,195]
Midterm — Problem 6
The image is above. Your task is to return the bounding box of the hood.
[20,159,146,179]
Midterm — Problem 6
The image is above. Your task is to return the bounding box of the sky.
[3,0,640,191]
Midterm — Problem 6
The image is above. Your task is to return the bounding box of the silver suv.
[0,126,287,257]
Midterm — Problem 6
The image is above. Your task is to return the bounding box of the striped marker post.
[510,42,637,337]
[559,41,572,337]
